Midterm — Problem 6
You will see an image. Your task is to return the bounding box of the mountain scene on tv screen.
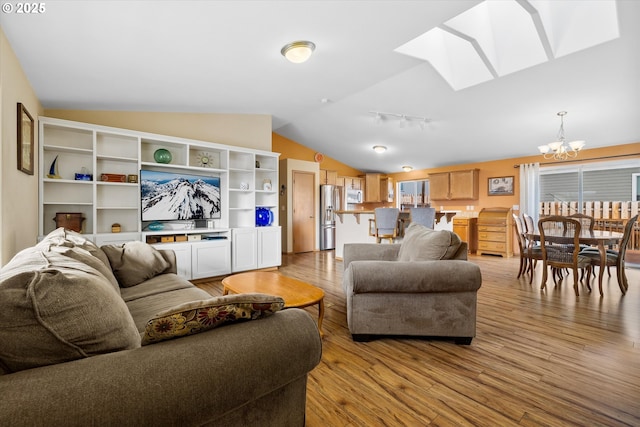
[141,175,221,220]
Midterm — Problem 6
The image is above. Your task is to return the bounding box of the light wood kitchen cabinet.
[363,173,394,202]
[335,176,345,187]
[341,176,363,190]
[453,217,477,254]
[429,169,479,201]
[364,173,381,202]
[380,177,394,202]
[319,169,337,185]
[477,207,513,257]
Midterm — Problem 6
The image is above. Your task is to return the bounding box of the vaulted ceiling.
[2,1,638,173]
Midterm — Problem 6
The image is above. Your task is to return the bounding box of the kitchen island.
[334,209,460,259]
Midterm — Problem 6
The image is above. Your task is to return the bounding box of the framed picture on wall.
[488,176,514,196]
[17,103,34,175]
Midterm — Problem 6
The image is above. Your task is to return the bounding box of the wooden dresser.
[452,217,477,254]
[477,208,513,257]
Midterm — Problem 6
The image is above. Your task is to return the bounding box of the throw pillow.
[37,227,120,292]
[102,241,171,288]
[397,223,462,261]
[0,250,141,373]
[142,293,285,345]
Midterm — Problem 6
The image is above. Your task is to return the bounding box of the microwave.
[346,189,363,203]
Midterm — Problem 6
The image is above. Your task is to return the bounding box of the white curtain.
[519,163,540,228]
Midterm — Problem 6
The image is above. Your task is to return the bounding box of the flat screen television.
[140,170,221,222]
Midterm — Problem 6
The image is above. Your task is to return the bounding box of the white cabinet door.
[258,226,281,268]
[153,242,192,279]
[191,240,231,279]
[231,228,257,272]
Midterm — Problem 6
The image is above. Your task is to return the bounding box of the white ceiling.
[2,0,639,173]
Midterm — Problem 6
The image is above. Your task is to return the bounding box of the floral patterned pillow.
[142,293,284,345]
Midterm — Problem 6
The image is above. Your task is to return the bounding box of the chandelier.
[538,111,585,160]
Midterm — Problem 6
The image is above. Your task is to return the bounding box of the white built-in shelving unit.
[39,117,281,279]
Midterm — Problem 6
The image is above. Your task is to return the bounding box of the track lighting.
[369,111,429,129]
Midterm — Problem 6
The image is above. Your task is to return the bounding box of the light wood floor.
[196,252,640,426]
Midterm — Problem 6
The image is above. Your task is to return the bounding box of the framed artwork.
[488,176,514,196]
[17,103,35,175]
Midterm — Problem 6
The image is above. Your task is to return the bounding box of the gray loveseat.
[0,228,322,426]
[343,224,482,344]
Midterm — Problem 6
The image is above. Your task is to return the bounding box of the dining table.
[527,228,624,295]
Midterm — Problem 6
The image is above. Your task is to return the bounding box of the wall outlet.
[513,204,519,211]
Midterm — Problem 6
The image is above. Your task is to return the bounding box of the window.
[540,159,640,215]
[398,179,430,211]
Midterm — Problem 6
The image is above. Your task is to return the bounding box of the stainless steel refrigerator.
[320,184,342,250]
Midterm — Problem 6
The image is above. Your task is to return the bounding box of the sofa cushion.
[0,249,141,373]
[126,283,213,332]
[398,223,462,261]
[37,227,120,293]
[141,293,285,345]
[102,241,171,287]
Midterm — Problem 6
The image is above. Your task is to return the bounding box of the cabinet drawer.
[478,232,506,242]
[478,241,507,251]
[478,222,505,229]
[478,225,505,233]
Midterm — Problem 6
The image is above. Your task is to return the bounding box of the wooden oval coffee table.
[222,271,325,337]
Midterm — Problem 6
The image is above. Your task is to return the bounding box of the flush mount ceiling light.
[402,166,413,172]
[369,111,429,129]
[372,145,387,153]
[538,111,585,161]
[281,41,316,63]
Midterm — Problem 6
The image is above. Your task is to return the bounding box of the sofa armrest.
[0,309,322,427]
[343,243,401,269]
[344,260,481,294]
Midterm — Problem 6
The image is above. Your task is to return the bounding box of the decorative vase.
[154,148,172,164]
[256,207,271,227]
[148,221,164,231]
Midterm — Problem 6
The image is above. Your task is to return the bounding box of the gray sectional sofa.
[0,228,322,426]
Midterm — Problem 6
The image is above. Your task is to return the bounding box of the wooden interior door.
[292,171,315,253]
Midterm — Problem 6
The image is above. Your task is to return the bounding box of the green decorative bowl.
[154,148,172,164]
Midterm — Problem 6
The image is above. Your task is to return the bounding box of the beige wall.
[273,132,362,177]
[45,109,272,152]
[0,29,43,265]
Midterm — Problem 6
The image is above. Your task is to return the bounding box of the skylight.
[394,0,619,91]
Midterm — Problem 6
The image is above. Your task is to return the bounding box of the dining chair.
[538,215,592,296]
[567,213,595,231]
[410,207,436,229]
[522,213,538,245]
[373,208,400,244]
[580,214,638,295]
[568,213,595,252]
[513,213,542,283]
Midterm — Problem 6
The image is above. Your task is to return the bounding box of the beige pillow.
[398,223,461,261]
[142,293,285,345]
[37,227,120,292]
[102,242,171,287]
[0,250,141,373]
